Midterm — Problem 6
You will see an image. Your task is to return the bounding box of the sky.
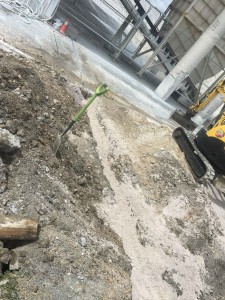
[149,0,172,12]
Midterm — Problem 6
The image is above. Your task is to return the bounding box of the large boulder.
[0,128,21,153]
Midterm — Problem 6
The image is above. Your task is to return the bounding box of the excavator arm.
[188,79,225,116]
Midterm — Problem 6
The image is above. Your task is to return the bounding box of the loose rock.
[0,247,12,264]
[9,250,20,271]
[17,128,25,137]
[5,119,18,134]
[0,128,21,153]
[80,237,87,247]
[0,158,7,194]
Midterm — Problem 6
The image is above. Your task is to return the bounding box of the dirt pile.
[0,51,131,299]
[87,95,225,299]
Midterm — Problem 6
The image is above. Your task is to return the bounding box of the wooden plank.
[0,215,39,240]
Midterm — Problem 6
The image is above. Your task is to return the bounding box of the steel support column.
[113,7,152,60]
[111,14,133,45]
[155,8,225,100]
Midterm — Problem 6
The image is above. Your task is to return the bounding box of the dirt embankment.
[0,51,131,299]
[87,94,225,300]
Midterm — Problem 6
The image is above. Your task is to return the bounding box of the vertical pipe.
[155,9,225,100]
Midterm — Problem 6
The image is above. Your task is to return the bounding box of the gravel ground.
[0,51,131,299]
[87,93,225,300]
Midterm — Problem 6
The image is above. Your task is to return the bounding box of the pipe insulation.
[155,8,225,100]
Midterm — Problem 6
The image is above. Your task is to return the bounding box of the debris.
[53,98,61,108]
[0,215,39,240]
[0,279,9,286]
[38,237,50,248]
[42,251,54,263]
[0,158,7,194]
[0,129,21,153]
[5,120,18,134]
[36,203,48,215]
[16,129,25,137]
[66,84,92,105]
[78,176,86,186]
[9,250,20,271]
[0,247,12,264]
[52,18,63,30]
[45,166,50,173]
[80,237,87,247]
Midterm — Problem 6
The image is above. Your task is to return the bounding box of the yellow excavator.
[187,79,225,117]
[173,79,225,182]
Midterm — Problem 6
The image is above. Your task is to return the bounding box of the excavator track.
[173,127,215,182]
[171,110,196,130]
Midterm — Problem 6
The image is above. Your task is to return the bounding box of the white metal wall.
[160,0,225,83]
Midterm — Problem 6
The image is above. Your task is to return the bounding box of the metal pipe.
[138,0,198,76]
[155,8,225,100]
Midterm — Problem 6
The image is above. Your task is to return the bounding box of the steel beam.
[113,7,152,60]
[131,38,147,59]
[111,14,133,45]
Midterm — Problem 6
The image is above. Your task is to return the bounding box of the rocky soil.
[0,50,131,299]
[0,46,225,300]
